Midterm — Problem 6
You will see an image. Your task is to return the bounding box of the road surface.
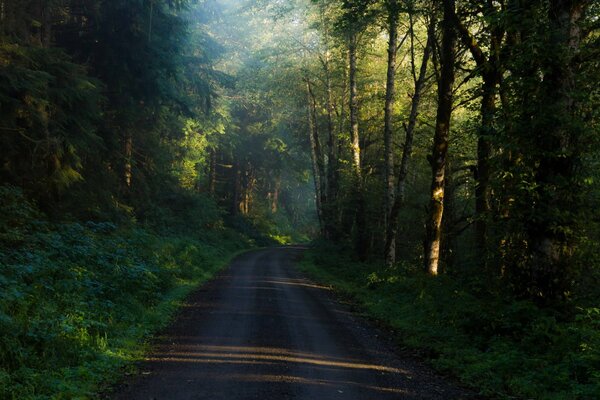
[112,247,474,399]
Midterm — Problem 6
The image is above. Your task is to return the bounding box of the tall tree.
[449,1,506,268]
[385,13,435,266]
[383,0,400,266]
[306,77,326,235]
[424,0,456,275]
[338,0,375,258]
[523,0,590,299]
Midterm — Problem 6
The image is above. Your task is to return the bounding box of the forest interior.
[0,0,599,399]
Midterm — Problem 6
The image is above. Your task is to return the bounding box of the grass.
[298,242,600,400]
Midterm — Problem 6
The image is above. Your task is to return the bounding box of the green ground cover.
[299,242,600,400]
[0,187,255,399]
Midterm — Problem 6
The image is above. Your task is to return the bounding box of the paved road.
[113,247,474,399]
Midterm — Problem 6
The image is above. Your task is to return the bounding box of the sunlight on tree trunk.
[425,0,456,276]
[386,16,434,268]
[383,0,399,267]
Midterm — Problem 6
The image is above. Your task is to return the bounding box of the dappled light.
[146,345,405,373]
[254,279,332,291]
[1,0,598,398]
[214,373,411,395]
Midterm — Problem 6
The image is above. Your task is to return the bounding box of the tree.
[424,0,456,275]
[385,11,435,267]
[383,0,400,266]
[449,0,506,269]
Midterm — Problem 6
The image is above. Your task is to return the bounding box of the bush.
[300,243,600,399]
[0,186,251,399]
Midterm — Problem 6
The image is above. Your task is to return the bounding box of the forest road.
[112,247,476,400]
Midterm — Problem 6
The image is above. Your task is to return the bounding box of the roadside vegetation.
[301,242,600,400]
[0,186,261,399]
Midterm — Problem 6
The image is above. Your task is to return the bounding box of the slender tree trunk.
[441,160,455,273]
[324,59,339,239]
[124,133,133,189]
[148,0,154,43]
[41,1,51,47]
[385,15,434,267]
[348,34,367,259]
[383,0,399,266]
[271,175,280,213]
[425,0,456,276]
[348,36,361,175]
[232,161,241,215]
[475,79,496,262]
[208,148,217,195]
[324,57,336,169]
[449,2,505,270]
[306,79,326,235]
[242,164,255,215]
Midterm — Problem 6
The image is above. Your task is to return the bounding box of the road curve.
[112,247,474,399]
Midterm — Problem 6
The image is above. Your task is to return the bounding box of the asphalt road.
[112,247,474,399]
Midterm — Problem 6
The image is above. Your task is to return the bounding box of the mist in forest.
[1,1,599,399]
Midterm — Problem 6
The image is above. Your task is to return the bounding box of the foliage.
[0,185,252,399]
[0,44,102,203]
[300,243,600,399]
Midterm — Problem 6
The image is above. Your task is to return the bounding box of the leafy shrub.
[0,187,251,399]
[300,243,600,399]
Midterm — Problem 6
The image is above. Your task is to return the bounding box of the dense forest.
[1,0,599,399]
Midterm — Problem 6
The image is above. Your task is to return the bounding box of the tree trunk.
[124,133,133,190]
[475,79,496,262]
[383,0,399,266]
[208,148,217,195]
[324,58,339,239]
[271,175,280,213]
[348,34,367,259]
[385,15,434,267]
[348,35,361,176]
[449,1,505,270]
[241,162,255,215]
[232,161,241,215]
[306,79,326,235]
[425,0,456,276]
[527,0,587,299]
[41,1,52,47]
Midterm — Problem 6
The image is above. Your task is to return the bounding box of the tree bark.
[232,161,241,215]
[348,35,361,176]
[450,1,505,268]
[270,175,280,213]
[425,0,456,276]
[348,34,368,259]
[385,16,435,267]
[208,148,217,195]
[124,133,133,190]
[528,0,587,299]
[383,0,399,266]
[306,79,326,235]
[475,79,496,261]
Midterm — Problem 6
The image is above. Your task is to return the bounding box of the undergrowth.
[0,186,253,399]
[299,242,600,400]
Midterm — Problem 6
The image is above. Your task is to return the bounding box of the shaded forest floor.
[0,187,265,399]
[299,242,600,400]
